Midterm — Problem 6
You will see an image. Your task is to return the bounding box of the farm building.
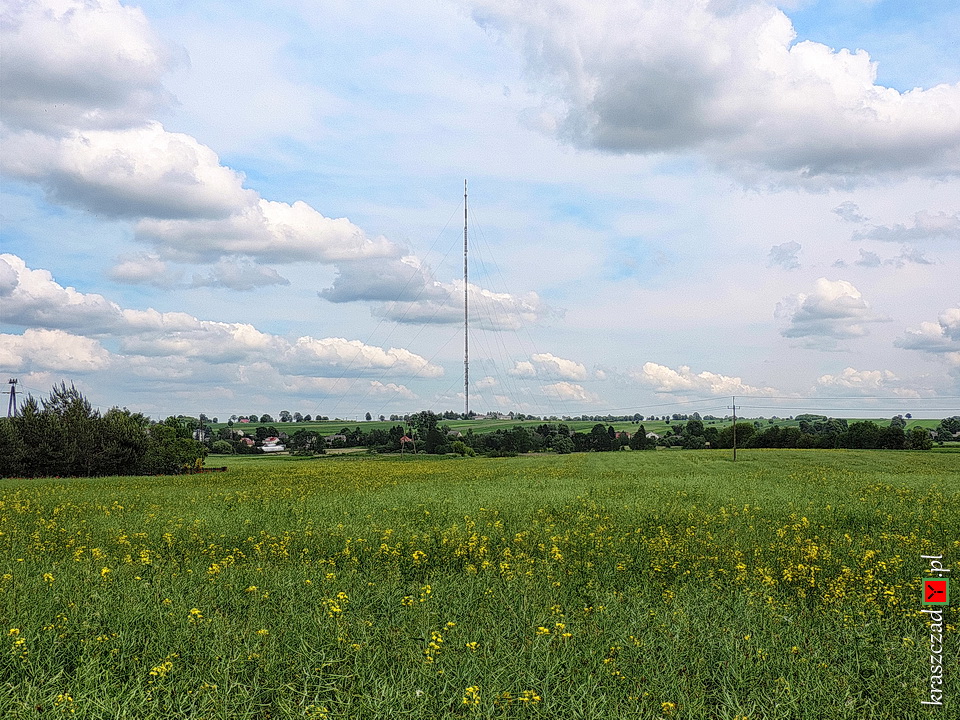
[261,437,285,453]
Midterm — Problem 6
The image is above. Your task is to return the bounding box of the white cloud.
[895,309,960,383]
[138,198,400,264]
[836,246,934,270]
[0,1,403,277]
[118,322,275,363]
[768,240,801,269]
[541,381,598,403]
[0,0,176,134]
[1,253,442,379]
[510,361,536,378]
[633,362,778,396]
[854,249,882,267]
[0,329,111,372]
[371,280,554,330]
[896,308,960,353]
[509,352,587,380]
[469,0,960,184]
[367,381,418,400]
[277,337,443,378]
[118,309,205,334]
[853,210,960,243]
[776,278,888,347]
[278,375,418,400]
[887,247,934,268]
[191,259,289,291]
[1,124,256,219]
[319,255,429,303]
[815,367,914,396]
[109,253,178,287]
[0,253,126,333]
[0,1,561,319]
[0,255,19,295]
[833,201,867,223]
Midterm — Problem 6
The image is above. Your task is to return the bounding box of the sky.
[1,0,959,421]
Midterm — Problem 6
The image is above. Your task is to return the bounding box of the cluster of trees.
[206,409,955,458]
[652,415,939,451]
[227,413,332,424]
[0,384,207,477]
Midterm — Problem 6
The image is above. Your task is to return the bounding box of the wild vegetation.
[3,386,952,478]
[207,410,950,457]
[0,384,206,478]
[2,451,957,718]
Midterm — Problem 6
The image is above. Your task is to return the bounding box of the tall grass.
[2,451,957,718]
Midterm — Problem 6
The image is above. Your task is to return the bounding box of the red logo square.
[923,578,949,605]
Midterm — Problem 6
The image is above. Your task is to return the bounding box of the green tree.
[15,395,67,477]
[410,410,440,438]
[936,416,960,438]
[713,422,756,450]
[290,430,321,453]
[552,435,574,454]
[450,440,475,456]
[142,417,207,474]
[96,408,150,475]
[44,382,98,476]
[841,421,881,449]
[684,418,705,437]
[424,425,446,454]
[0,417,26,476]
[878,424,906,450]
[908,426,933,450]
[212,440,234,454]
[589,423,614,451]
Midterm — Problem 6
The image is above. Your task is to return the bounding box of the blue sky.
[2,0,958,420]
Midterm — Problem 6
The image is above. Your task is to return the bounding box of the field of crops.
[2,451,957,719]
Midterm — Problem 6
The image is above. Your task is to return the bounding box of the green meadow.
[2,451,957,719]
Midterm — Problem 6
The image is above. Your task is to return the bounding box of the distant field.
[2,451,957,718]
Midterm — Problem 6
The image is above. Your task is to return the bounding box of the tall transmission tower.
[6,378,18,418]
[464,179,469,418]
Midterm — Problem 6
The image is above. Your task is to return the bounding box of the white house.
[261,436,286,453]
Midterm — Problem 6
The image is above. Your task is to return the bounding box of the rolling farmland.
[2,451,957,718]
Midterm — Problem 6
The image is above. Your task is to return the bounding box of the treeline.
[658,415,937,450]
[215,412,952,457]
[209,415,656,457]
[0,384,207,478]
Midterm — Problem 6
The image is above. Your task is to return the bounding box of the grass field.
[2,451,957,718]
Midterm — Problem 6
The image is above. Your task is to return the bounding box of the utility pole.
[727,396,741,461]
[6,379,18,418]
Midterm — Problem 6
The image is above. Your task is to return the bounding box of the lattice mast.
[463,179,469,417]
[6,378,18,418]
